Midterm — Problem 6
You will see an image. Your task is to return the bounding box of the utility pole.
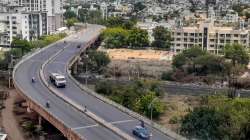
[85,52,88,86]
[8,55,14,88]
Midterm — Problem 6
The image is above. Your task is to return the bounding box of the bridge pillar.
[73,62,78,75]
[27,107,32,113]
[38,115,42,129]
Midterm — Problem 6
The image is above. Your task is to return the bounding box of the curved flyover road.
[14,25,174,140]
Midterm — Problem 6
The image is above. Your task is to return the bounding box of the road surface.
[14,25,174,140]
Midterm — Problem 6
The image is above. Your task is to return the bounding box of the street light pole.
[85,53,88,86]
[148,98,158,122]
[148,97,157,139]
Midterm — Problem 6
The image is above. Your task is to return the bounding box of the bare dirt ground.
[104,48,174,61]
[2,89,26,140]
[100,48,173,79]
[158,95,201,132]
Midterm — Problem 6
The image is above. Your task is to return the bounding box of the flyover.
[13,24,182,140]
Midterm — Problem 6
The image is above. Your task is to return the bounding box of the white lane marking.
[72,120,136,130]
[110,119,136,125]
[30,60,45,63]
[49,61,66,65]
[63,50,77,53]
[73,124,99,130]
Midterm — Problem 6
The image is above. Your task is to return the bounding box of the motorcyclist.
[140,120,145,128]
[46,100,50,108]
[32,77,36,83]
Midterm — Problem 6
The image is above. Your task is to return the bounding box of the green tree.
[87,10,103,24]
[152,26,171,49]
[11,38,33,53]
[101,27,129,48]
[194,54,226,75]
[133,2,146,13]
[181,107,229,140]
[95,81,113,96]
[31,40,46,48]
[225,43,249,66]
[127,28,149,48]
[172,46,206,69]
[122,19,137,30]
[172,53,187,69]
[66,18,78,29]
[87,50,110,73]
[134,92,165,119]
[64,10,77,19]
[78,8,88,22]
[104,17,136,29]
[105,17,124,28]
[181,95,250,140]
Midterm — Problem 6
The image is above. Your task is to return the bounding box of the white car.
[49,73,66,88]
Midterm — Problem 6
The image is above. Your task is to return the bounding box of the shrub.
[161,71,174,81]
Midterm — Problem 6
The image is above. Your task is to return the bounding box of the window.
[226,34,231,38]
[241,34,247,38]
[220,34,225,37]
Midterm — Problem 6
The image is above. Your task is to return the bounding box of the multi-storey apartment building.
[18,0,64,34]
[171,20,250,54]
[0,4,48,46]
[0,0,64,46]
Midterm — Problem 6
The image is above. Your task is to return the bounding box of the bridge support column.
[73,62,78,75]
[27,107,32,113]
[38,115,42,128]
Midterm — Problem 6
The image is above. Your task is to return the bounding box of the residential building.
[18,0,64,34]
[0,0,64,46]
[171,20,250,54]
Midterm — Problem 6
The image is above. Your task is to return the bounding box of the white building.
[223,11,239,23]
[0,0,64,46]
[171,20,250,54]
[18,0,64,34]
[137,21,171,42]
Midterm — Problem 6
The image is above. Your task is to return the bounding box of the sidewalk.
[2,89,25,140]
